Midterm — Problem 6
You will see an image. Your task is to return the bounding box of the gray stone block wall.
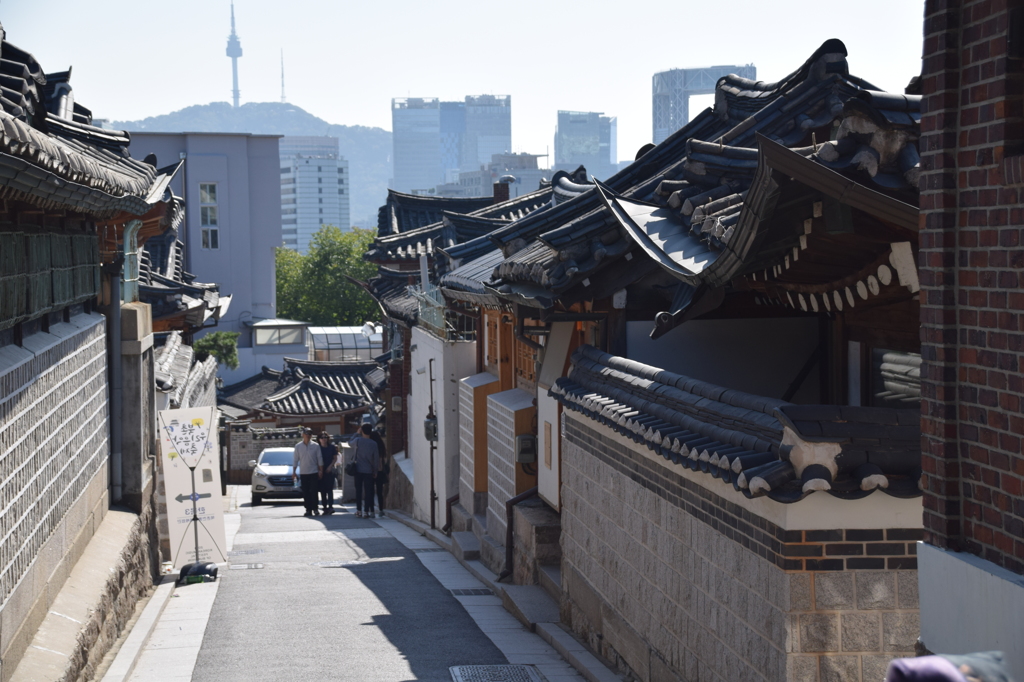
[0,314,118,676]
[458,379,476,514]
[0,315,109,607]
[486,396,518,546]
[560,414,919,682]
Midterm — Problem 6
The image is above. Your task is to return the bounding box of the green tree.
[275,226,380,326]
[194,331,240,370]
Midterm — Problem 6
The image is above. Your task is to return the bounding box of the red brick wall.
[920,0,1024,575]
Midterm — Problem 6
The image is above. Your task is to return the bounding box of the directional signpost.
[158,406,227,581]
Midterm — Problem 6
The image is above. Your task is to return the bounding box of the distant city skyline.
[6,0,924,166]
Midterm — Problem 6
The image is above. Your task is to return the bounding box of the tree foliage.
[275,226,380,326]
[194,331,240,370]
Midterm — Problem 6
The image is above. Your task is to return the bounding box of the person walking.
[350,424,379,518]
[317,432,339,515]
[368,428,388,518]
[292,427,323,517]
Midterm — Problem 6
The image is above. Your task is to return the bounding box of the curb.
[100,576,176,682]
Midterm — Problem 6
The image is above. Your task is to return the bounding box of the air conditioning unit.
[391,396,402,412]
[391,345,404,361]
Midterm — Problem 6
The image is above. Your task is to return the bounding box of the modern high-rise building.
[461,95,511,173]
[652,64,756,144]
[391,95,512,194]
[391,98,441,194]
[554,111,617,181]
[279,136,350,253]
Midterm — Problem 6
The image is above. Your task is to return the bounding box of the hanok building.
[371,40,926,681]
[0,25,200,678]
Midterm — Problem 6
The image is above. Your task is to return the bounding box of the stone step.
[538,563,561,604]
[501,584,560,632]
[451,531,480,561]
[536,622,623,682]
[479,532,505,576]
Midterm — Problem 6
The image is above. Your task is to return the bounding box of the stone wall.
[560,414,920,682]
[486,389,533,545]
[0,314,112,672]
[459,377,477,514]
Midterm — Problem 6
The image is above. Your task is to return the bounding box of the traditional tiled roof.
[154,331,218,409]
[367,188,553,264]
[434,40,920,329]
[365,266,419,326]
[0,27,181,218]
[551,345,922,504]
[376,190,494,238]
[220,357,380,417]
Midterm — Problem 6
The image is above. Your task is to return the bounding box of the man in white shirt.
[292,427,323,517]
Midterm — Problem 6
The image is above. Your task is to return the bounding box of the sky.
[6,0,925,165]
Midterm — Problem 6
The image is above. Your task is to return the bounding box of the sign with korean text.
[158,406,227,568]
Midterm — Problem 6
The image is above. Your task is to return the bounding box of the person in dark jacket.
[368,428,388,518]
[317,432,339,515]
[350,424,379,518]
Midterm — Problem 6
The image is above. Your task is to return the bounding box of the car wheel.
[252,493,263,505]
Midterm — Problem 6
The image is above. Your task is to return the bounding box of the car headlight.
[253,467,268,479]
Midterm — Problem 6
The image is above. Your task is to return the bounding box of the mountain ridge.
[111,101,392,226]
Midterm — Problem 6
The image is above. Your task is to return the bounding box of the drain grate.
[412,548,446,553]
[450,666,542,682]
[229,563,264,570]
[450,588,494,596]
[228,549,264,556]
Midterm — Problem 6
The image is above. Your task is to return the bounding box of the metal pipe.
[109,256,123,503]
[428,357,437,530]
[442,493,459,535]
[497,486,538,583]
[515,315,544,352]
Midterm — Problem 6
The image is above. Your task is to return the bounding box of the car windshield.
[259,450,292,466]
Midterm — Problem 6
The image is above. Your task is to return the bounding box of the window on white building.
[200,182,219,249]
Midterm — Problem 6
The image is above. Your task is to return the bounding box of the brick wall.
[561,415,920,682]
[920,0,1024,574]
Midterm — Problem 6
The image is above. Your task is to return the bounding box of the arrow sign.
[175,492,212,504]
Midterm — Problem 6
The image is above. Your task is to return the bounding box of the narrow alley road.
[126,487,584,682]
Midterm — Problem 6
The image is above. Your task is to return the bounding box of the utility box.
[424,416,438,442]
[515,434,537,463]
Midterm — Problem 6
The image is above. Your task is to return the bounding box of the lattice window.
[486,315,498,366]
[514,337,536,383]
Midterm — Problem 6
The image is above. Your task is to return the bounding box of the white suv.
[249,447,300,505]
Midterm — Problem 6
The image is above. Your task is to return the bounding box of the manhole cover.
[450,588,493,596]
[228,549,264,556]
[229,563,264,570]
[450,666,542,682]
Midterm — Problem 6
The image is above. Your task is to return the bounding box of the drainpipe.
[106,255,124,503]
[442,493,459,535]
[428,357,438,529]
[497,486,538,583]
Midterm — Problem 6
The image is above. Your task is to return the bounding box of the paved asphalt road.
[191,497,508,682]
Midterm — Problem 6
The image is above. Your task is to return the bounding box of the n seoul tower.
[226,2,243,108]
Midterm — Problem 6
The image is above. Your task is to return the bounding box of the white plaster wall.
[627,317,821,403]
[537,391,561,510]
[918,543,1024,677]
[406,327,475,524]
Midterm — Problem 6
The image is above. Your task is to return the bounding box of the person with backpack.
[349,424,379,518]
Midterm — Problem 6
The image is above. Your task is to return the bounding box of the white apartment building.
[280,136,350,253]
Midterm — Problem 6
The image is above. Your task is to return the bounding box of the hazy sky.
[6,0,924,163]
